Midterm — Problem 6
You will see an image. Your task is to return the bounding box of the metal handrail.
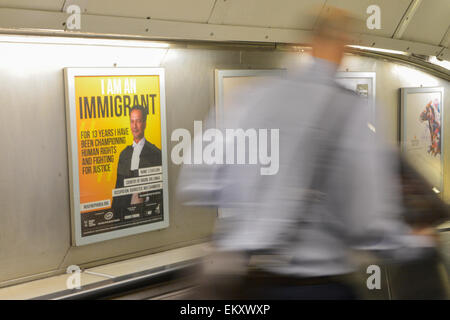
[32,259,200,300]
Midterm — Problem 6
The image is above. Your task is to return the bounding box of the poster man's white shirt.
[131,138,146,170]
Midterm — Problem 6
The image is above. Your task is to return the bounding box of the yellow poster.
[65,68,169,245]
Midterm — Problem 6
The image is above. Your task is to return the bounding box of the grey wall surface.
[0,36,448,287]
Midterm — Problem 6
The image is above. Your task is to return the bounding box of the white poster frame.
[64,67,169,246]
[400,86,444,193]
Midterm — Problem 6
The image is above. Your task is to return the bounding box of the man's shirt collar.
[133,138,146,148]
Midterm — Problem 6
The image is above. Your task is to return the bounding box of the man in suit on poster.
[112,105,162,214]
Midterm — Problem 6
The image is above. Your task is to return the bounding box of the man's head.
[129,105,147,143]
[311,8,355,66]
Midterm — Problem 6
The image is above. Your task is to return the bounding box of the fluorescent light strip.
[428,56,450,71]
[0,34,169,48]
[347,45,407,55]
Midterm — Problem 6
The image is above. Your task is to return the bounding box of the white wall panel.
[402,0,450,46]
[83,0,215,23]
[323,0,412,37]
[208,0,323,29]
[0,0,64,11]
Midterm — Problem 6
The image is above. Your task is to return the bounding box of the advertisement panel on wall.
[214,69,285,218]
[401,87,444,193]
[335,72,376,123]
[64,68,169,246]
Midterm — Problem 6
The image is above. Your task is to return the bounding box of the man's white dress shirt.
[131,138,146,170]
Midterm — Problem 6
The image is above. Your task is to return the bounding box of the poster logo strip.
[139,166,162,176]
[80,199,111,212]
[123,174,163,187]
[112,182,163,197]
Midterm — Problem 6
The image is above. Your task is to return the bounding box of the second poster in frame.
[401,87,444,193]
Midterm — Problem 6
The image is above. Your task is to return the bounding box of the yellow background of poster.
[75,75,161,209]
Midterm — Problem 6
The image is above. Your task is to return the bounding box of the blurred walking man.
[177,9,436,299]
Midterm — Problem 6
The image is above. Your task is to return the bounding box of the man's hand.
[131,193,144,205]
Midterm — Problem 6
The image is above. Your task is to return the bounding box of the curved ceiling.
[0,0,448,61]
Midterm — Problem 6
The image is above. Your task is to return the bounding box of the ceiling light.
[428,56,450,71]
[0,34,169,48]
[347,45,407,55]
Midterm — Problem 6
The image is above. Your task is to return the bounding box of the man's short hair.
[129,105,147,122]
[313,7,359,41]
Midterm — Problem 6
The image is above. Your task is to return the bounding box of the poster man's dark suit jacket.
[112,140,162,211]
